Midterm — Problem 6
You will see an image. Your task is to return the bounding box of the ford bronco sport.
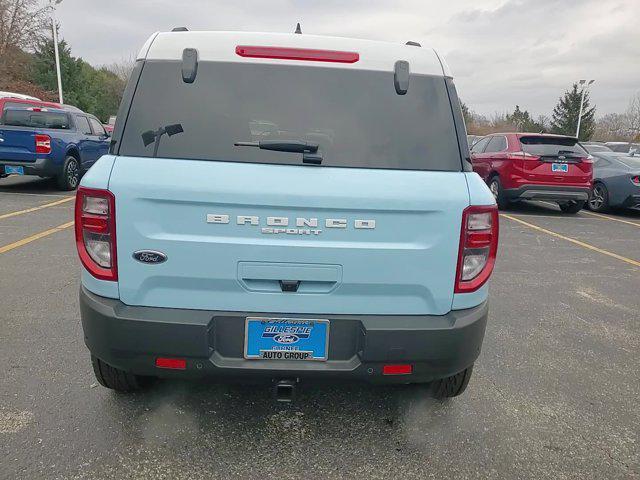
[76,30,498,399]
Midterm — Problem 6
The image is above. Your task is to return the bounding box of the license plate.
[552,163,568,172]
[4,165,24,175]
[244,317,329,361]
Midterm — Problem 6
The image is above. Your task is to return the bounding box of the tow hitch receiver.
[273,378,297,403]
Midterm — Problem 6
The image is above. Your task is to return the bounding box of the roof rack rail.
[172,27,189,32]
[405,41,421,47]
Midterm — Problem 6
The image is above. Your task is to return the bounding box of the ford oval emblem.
[273,333,299,345]
[133,250,167,264]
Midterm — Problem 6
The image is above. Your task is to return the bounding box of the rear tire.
[91,355,150,393]
[431,365,474,398]
[559,200,585,214]
[56,156,80,191]
[587,183,609,212]
[488,176,509,210]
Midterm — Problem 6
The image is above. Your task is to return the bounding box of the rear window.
[519,136,588,157]
[118,61,462,171]
[2,110,70,130]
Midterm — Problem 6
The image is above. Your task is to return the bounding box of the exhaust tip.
[273,378,297,403]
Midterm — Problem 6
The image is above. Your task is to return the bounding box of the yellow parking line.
[581,210,640,228]
[0,221,74,255]
[501,214,640,268]
[0,196,75,221]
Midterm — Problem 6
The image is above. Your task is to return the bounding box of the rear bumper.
[80,286,488,384]
[0,157,58,177]
[621,194,640,209]
[505,185,590,202]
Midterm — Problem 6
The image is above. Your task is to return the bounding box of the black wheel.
[559,200,585,214]
[91,355,150,392]
[588,183,609,212]
[488,176,509,210]
[431,365,474,398]
[56,156,80,191]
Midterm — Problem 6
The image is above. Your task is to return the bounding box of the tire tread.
[91,355,144,392]
[431,365,474,398]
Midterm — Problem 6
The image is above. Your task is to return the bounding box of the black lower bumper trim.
[0,157,58,177]
[80,286,488,384]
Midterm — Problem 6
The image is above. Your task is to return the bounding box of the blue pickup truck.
[0,107,110,190]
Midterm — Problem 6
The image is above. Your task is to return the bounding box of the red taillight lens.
[74,187,117,281]
[235,45,359,63]
[631,175,640,186]
[35,134,51,154]
[455,205,499,293]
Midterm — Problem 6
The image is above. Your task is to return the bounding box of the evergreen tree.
[506,105,545,133]
[30,37,125,122]
[550,84,596,140]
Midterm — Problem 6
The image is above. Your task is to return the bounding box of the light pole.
[49,0,64,104]
[576,79,594,138]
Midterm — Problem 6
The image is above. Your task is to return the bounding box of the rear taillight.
[35,134,51,154]
[235,45,359,63]
[631,175,640,186]
[455,205,499,293]
[75,187,117,281]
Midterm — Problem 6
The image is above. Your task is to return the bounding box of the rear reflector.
[631,175,640,186]
[235,45,359,64]
[155,357,187,370]
[383,364,413,375]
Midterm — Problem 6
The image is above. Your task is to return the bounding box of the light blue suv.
[75,30,499,399]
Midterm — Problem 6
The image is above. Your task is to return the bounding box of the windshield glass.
[2,109,70,129]
[118,61,462,171]
[520,136,588,157]
[583,144,612,153]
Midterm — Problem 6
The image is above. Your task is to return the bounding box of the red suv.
[470,133,593,213]
[0,96,62,116]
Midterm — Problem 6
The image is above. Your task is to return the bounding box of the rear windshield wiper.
[234,140,322,165]
[142,123,184,157]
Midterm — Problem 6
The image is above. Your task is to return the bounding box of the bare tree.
[105,56,136,83]
[0,0,48,56]
[594,113,629,141]
[626,93,640,142]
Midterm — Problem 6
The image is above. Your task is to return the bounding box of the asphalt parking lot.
[1,175,638,480]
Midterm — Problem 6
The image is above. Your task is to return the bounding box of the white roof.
[0,91,41,101]
[138,31,451,77]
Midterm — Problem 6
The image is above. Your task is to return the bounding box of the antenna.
[295,23,302,34]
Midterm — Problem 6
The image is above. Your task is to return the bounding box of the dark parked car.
[604,142,640,153]
[588,152,640,211]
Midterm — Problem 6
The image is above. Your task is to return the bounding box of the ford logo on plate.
[273,333,299,345]
[133,250,167,264]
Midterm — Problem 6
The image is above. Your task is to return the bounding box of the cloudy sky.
[53,0,640,117]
